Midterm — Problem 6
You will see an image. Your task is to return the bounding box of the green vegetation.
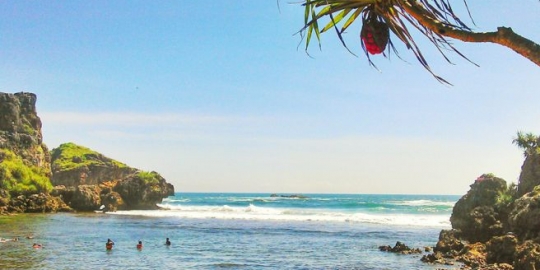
[495,182,518,209]
[136,171,160,185]
[50,142,127,172]
[513,131,540,157]
[0,149,52,196]
[22,123,35,135]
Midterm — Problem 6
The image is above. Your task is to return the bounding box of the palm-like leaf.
[299,0,478,84]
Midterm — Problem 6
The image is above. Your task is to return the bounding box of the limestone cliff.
[0,92,50,178]
[0,92,69,213]
[1,92,175,214]
[50,142,137,187]
[517,153,540,197]
[50,142,174,211]
[426,137,540,270]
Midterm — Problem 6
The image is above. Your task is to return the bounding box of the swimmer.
[106,239,114,250]
[165,238,171,246]
[136,240,143,249]
[0,238,17,243]
[32,243,42,249]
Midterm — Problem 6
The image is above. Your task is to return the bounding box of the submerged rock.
[379,241,422,255]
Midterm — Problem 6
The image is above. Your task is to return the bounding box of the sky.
[1,1,539,195]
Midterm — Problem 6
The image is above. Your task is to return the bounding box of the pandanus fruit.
[360,15,389,55]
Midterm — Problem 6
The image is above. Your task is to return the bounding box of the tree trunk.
[401,0,540,66]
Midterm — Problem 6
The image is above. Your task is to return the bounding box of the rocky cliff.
[0,92,69,213]
[0,92,175,214]
[517,149,540,197]
[51,142,174,211]
[0,92,50,172]
[50,142,137,187]
[424,137,540,270]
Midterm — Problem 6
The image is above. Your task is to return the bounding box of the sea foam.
[109,203,451,228]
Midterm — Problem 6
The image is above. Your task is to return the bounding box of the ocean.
[0,193,462,269]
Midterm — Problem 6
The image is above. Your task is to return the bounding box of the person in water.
[136,240,143,249]
[106,239,114,250]
[32,243,42,249]
[165,238,171,246]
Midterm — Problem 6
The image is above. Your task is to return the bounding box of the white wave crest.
[389,200,456,207]
[162,198,191,203]
[109,204,450,228]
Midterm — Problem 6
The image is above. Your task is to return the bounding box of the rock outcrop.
[508,187,540,240]
[486,235,518,265]
[514,241,540,270]
[434,229,464,255]
[450,174,508,243]
[0,92,63,214]
[1,91,175,214]
[0,92,50,173]
[378,241,422,255]
[50,142,174,211]
[517,146,540,197]
[50,143,137,187]
[6,193,71,213]
[424,147,540,270]
[114,171,175,209]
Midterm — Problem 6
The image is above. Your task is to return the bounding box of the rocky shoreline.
[0,92,174,215]
[421,173,540,270]
[379,133,540,270]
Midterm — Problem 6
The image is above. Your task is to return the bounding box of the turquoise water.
[0,193,461,269]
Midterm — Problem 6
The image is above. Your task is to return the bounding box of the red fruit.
[361,16,389,55]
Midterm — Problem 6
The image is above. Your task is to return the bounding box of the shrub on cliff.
[0,149,52,197]
[50,142,127,172]
[136,171,160,185]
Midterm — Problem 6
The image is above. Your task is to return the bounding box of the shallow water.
[0,193,462,269]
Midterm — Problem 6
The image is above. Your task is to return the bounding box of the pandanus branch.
[400,0,540,67]
[298,0,540,84]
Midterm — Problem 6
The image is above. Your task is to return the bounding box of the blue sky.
[1,1,539,195]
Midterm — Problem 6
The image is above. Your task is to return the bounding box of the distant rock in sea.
[270,194,308,199]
